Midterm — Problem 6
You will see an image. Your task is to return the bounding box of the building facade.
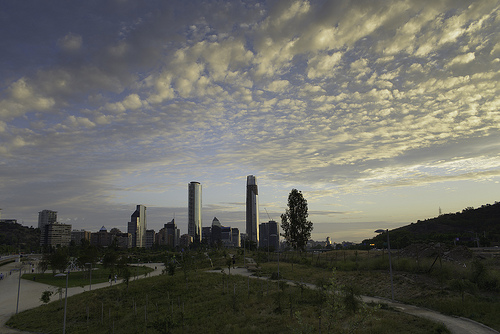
[145,229,155,248]
[128,204,147,248]
[232,228,240,247]
[246,175,259,244]
[259,220,279,250]
[71,229,91,245]
[188,181,202,243]
[42,223,72,247]
[38,210,57,230]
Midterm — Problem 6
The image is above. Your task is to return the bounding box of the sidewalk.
[0,259,164,334]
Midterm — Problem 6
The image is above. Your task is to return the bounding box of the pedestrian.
[108,274,111,284]
[232,257,235,269]
[114,274,117,283]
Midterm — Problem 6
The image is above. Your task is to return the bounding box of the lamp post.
[12,265,23,314]
[375,229,394,301]
[85,263,92,291]
[55,271,69,334]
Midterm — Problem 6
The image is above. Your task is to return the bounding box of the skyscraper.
[38,209,57,230]
[246,175,259,244]
[188,181,202,243]
[128,204,146,247]
[259,220,279,250]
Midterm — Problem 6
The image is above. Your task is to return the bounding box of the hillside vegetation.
[0,221,40,253]
[364,202,500,249]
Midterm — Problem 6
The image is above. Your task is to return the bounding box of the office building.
[221,226,232,247]
[180,234,193,248]
[232,228,240,247]
[145,229,155,248]
[38,210,57,230]
[128,204,146,247]
[211,217,222,244]
[42,223,72,247]
[188,181,202,243]
[165,219,180,248]
[259,220,279,250]
[246,175,259,244]
[202,226,212,244]
[71,229,91,245]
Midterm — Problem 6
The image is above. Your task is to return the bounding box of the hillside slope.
[0,221,40,253]
[365,202,500,248]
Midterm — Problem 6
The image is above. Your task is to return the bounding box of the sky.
[1,0,499,243]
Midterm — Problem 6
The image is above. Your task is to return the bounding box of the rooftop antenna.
[439,207,442,216]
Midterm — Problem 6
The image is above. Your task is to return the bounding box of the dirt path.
[213,263,500,334]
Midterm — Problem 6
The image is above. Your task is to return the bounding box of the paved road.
[0,257,164,334]
[212,263,500,334]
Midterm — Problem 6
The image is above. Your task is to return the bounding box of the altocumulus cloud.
[0,0,499,241]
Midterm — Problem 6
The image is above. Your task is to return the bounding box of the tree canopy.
[280,189,313,250]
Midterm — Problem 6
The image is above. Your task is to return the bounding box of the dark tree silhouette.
[281,189,313,251]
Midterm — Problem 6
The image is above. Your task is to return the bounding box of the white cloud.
[446,52,476,67]
[307,52,342,79]
[265,80,290,92]
[1,0,499,241]
[58,33,83,52]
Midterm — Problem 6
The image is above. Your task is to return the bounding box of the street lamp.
[85,263,92,291]
[11,265,23,314]
[55,271,69,334]
[375,229,394,301]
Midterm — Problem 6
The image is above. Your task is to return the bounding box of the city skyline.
[1,1,499,243]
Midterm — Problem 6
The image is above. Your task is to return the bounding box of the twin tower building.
[188,175,260,244]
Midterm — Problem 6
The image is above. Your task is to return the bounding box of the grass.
[21,265,154,288]
[257,250,500,331]
[7,268,450,334]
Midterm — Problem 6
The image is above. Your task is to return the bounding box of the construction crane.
[264,208,273,222]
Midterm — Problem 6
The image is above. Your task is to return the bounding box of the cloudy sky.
[1,0,499,243]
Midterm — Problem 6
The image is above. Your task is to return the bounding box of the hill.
[364,201,500,248]
[0,221,40,253]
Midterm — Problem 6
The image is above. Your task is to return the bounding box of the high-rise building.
[38,210,57,230]
[188,181,202,243]
[145,229,155,248]
[71,229,91,245]
[165,219,180,248]
[128,204,146,247]
[259,220,279,250]
[42,223,72,247]
[232,228,240,247]
[246,175,259,244]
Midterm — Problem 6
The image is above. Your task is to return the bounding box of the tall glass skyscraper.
[188,181,202,242]
[246,175,259,244]
[128,204,146,247]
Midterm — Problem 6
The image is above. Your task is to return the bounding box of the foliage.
[0,221,40,253]
[362,202,500,247]
[8,269,449,334]
[280,189,313,251]
[40,290,53,304]
[49,247,69,273]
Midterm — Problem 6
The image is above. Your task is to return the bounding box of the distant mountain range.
[364,202,500,248]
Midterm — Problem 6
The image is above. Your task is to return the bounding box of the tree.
[280,189,313,251]
[50,247,69,273]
